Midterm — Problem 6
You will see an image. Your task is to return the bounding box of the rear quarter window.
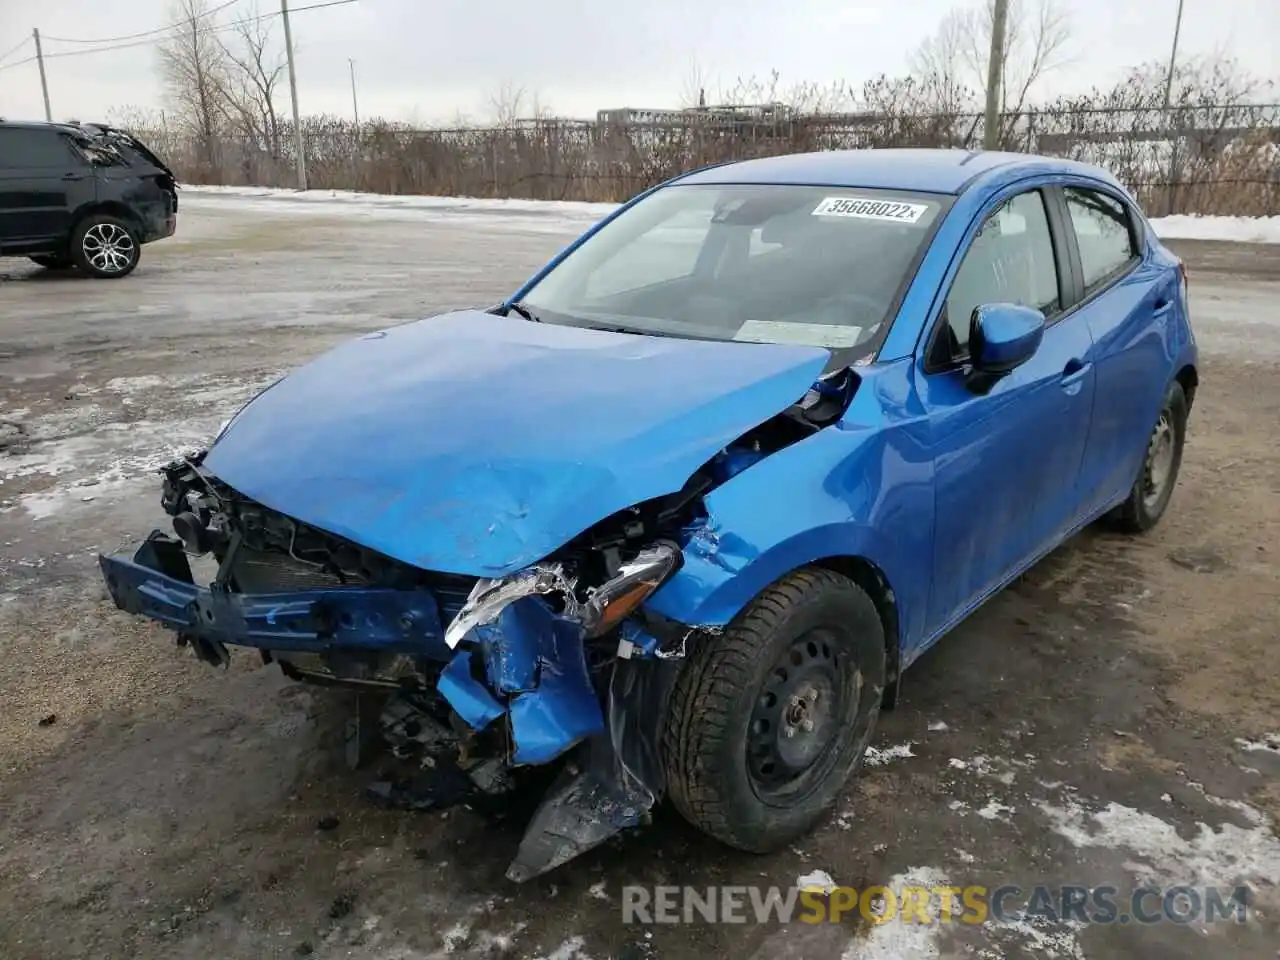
[1064,187,1140,293]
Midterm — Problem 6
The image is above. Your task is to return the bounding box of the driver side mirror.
[964,303,1045,395]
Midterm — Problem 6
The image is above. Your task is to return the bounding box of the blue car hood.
[203,310,829,577]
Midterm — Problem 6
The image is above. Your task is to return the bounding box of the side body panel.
[646,358,938,663]
[0,129,96,253]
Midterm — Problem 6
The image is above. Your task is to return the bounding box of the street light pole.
[982,0,1010,150]
[1162,0,1186,109]
[349,59,359,128]
[281,0,308,191]
[33,28,51,121]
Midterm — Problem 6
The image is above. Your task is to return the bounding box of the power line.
[0,35,33,67]
[40,0,243,45]
[0,54,38,72]
[0,0,358,71]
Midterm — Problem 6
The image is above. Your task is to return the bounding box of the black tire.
[71,214,140,279]
[1107,380,1188,534]
[29,254,74,270]
[662,567,886,852]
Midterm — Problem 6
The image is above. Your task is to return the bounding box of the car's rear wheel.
[662,567,886,852]
[1107,380,1188,533]
[72,214,140,279]
[29,254,74,270]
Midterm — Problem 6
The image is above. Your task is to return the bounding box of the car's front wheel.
[1107,380,1189,533]
[72,214,141,279]
[662,567,886,852]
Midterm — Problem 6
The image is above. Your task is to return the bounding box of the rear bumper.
[99,535,451,660]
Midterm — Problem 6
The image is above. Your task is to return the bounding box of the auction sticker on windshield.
[812,197,930,223]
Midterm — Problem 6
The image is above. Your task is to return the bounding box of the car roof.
[0,118,93,136]
[677,147,1122,196]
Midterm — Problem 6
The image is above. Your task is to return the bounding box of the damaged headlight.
[579,542,680,638]
[443,542,680,649]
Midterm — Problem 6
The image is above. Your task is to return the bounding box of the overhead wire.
[0,35,33,67]
[40,0,244,45]
[0,0,358,73]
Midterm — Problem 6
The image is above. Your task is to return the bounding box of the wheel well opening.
[76,202,140,232]
[816,556,900,687]
[1175,364,1198,412]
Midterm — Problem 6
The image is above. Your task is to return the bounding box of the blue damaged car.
[99,148,1197,880]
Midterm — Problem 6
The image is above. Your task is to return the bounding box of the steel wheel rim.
[1142,411,1175,510]
[747,628,860,801]
[82,223,135,274]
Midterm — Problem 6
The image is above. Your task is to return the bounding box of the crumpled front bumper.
[99,533,679,880]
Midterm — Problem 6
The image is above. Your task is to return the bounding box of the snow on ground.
[184,185,1280,244]
[0,371,277,523]
[1150,215,1280,245]
[181,185,614,234]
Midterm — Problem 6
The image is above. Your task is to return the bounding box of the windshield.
[520,183,949,361]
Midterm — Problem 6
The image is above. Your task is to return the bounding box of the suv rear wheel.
[72,214,140,279]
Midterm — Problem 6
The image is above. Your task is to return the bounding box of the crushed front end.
[99,452,709,881]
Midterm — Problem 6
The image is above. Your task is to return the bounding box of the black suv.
[0,120,177,279]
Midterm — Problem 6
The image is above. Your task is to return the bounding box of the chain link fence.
[132,101,1280,216]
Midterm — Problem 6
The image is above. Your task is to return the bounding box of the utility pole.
[280,0,308,191]
[32,28,51,121]
[982,0,1009,150]
[348,59,359,128]
[1162,0,1186,108]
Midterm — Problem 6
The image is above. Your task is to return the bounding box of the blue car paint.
[98,551,453,656]
[101,149,1198,776]
[645,156,1195,668]
[437,650,505,730]
[439,598,604,763]
[203,310,829,579]
[970,304,1046,372]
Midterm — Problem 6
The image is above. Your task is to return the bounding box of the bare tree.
[910,0,1071,121]
[220,2,286,158]
[907,10,976,115]
[677,58,710,109]
[156,0,232,171]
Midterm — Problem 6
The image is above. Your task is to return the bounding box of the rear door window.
[1064,187,1140,293]
[0,129,76,169]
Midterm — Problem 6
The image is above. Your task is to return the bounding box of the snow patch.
[588,880,609,901]
[1235,733,1280,755]
[797,869,838,894]
[1151,215,1280,245]
[841,867,952,960]
[864,742,915,766]
[928,720,950,732]
[947,755,1018,785]
[1037,795,1280,893]
[976,800,1016,821]
[531,937,595,960]
[184,187,1280,245]
[982,918,1086,959]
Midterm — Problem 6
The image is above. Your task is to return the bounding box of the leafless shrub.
[125,41,1277,215]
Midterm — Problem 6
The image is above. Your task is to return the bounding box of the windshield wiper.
[507,301,540,323]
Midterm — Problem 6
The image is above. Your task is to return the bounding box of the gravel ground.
[1,195,1278,960]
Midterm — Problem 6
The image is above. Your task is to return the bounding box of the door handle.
[62,173,86,181]
[1152,298,1173,315]
[1061,358,1091,385]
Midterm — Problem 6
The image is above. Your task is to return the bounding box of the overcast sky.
[0,0,1276,126]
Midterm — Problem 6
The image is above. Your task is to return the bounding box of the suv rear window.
[0,129,75,169]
